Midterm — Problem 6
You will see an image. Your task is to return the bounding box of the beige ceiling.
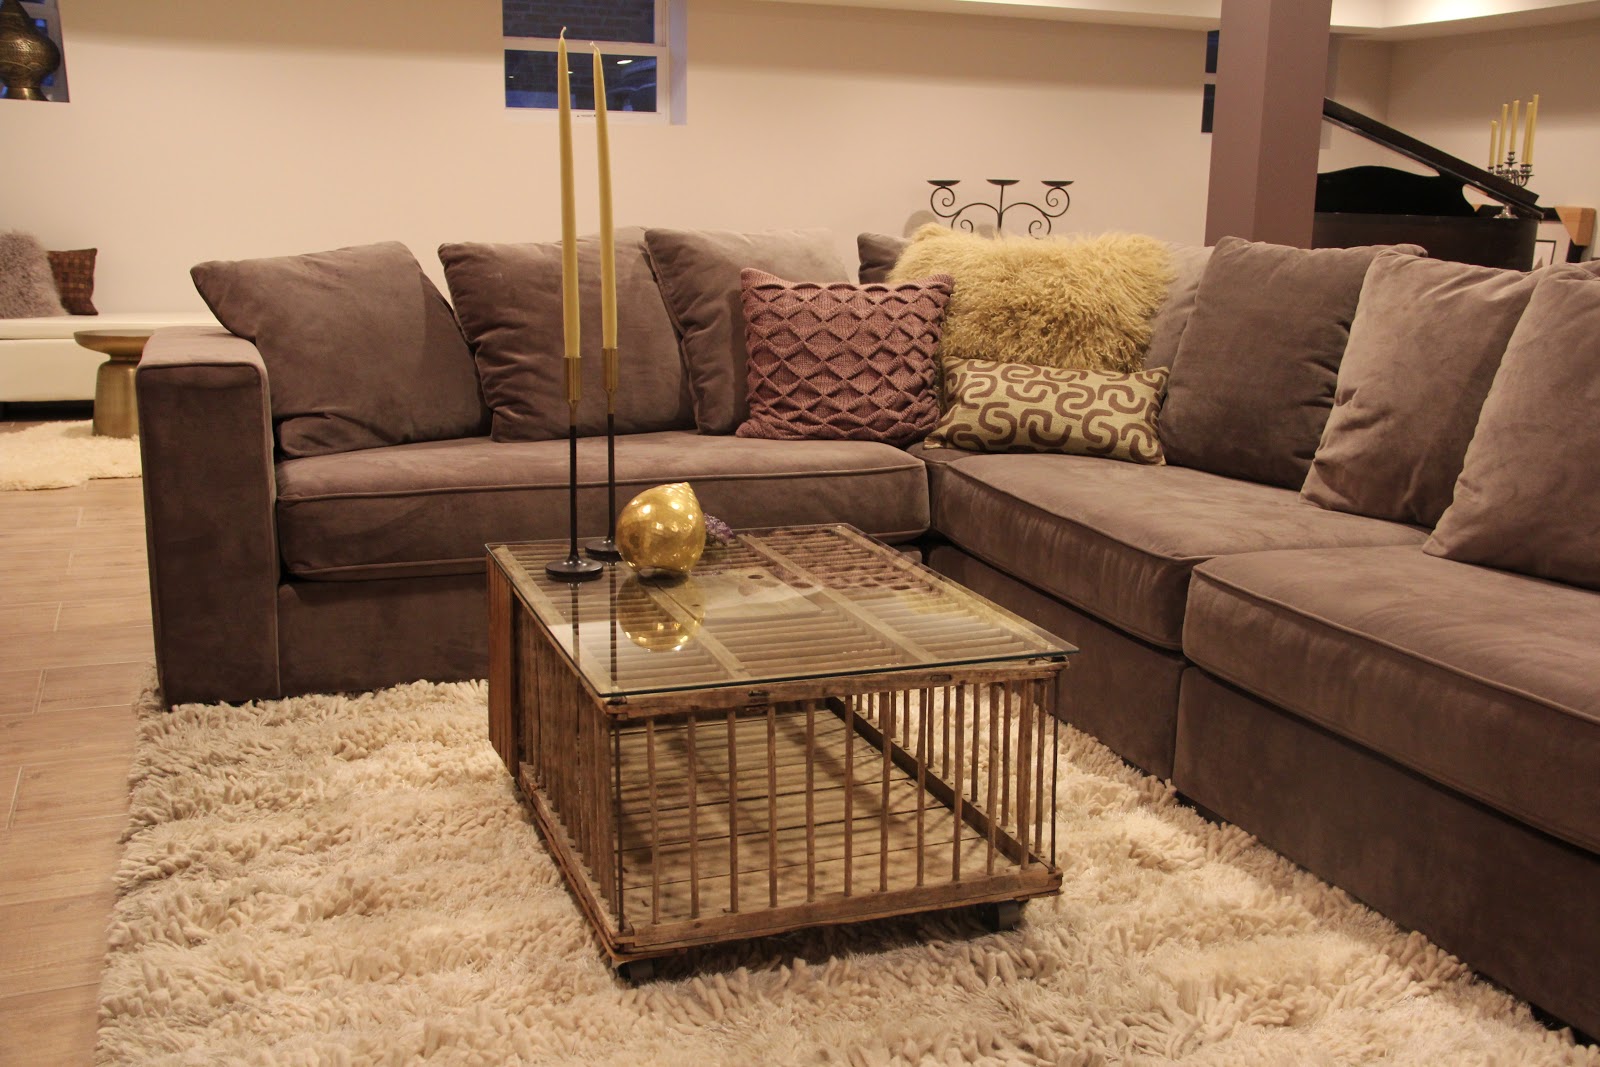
[749,0,1600,37]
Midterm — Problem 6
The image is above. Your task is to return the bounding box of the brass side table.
[75,329,155,438]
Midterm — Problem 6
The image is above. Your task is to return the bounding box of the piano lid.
[1322,98,1542,220]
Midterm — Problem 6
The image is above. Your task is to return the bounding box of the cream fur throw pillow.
[888,224,1173,372]
[0,231,67,319]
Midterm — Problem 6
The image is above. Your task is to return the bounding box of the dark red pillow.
[735,269,952,446]
[47,248,98,315]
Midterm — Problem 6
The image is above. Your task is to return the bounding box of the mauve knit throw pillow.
[735,269,952,446]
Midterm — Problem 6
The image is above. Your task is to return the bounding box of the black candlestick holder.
[547,357,603,582]
[927,178,1074,236]
[585,346,623,562]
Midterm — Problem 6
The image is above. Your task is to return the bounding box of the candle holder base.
[546,555,604,582]
[585,537,622,562]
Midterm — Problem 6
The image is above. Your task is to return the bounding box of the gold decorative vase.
[615,482,706,577]
[0,0,61,102]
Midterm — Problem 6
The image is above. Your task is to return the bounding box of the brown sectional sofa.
[137,230,1599,1038]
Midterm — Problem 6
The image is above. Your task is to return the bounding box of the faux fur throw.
[0,230,67,318]
[888,223,1173,373]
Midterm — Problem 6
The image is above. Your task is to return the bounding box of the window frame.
[502,0,685,125]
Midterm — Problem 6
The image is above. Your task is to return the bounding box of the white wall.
[1384,17,1600,218]
[0,0,1215,311]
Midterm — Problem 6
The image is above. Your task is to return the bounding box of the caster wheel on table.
[618,958,656,983]
[981,900,1024,932]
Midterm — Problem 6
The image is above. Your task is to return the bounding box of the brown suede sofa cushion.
[928,452,1426,649]
[191,241,488,457]
[439,228,694,442]
[275,432,930,580]
[857,232,909,284]
[1426,269,1600,589]
[1160,237,1422,489]
[1302,252,1539,527]
[644,228,851,434]
[1185,545,1600,855]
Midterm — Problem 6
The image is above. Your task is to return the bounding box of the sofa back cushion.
[736,269,951,446]
[644,228,851,435]
[1158,237,1422,490]
[1301,252,1540,526]
[440,228,693,441]
[1425,269,1600,588]
[1140,243,1212,372]
[857,232,910,284]
[191,241,487,458]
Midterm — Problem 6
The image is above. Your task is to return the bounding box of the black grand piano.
[1313,99,1547,270]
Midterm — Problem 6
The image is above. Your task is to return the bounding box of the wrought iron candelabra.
[927,179,1074,236]
[1491,153,1533,217]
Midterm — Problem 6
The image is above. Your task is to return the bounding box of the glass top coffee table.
[487,524,1075,978]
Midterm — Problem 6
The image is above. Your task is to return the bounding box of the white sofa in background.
[0,312,218,404]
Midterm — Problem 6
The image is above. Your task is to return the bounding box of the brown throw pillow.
[1159,237,1424,490]
[857,232,910,284]
[644,228,851,435]
[735,269,951,446]
[0,231,67,318]
[192,241,488,458]
[925,358,1168,465]
[1302,252,1540,526]
[440,228,693,442]
[1425,269,1600,589]
[887,224,1174,374]
[46,248,98,315]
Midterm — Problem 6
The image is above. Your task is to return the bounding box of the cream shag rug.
[0,420,139,490]
[100,680,1598,1066]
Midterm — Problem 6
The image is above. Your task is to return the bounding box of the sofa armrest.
[138,327,282,704]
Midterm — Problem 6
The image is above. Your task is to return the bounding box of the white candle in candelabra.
[1500,103,1510,161]
[1489,119,1499,168]
[1524,94,1539,168]
[1509,99,1521,157]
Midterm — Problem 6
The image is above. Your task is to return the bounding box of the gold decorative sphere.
[616,575,704,652]
[615,482,706,577]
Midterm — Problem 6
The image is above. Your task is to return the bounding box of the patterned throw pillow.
[47,248,98,315]
[735,269,952,446]
[926,358,1168,465]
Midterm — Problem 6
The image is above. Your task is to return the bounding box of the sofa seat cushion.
[276,431,929,580]
[1185,546,1600,854]
[929,453,1425,648]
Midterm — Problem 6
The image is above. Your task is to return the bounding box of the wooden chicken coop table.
[487,524,1075,977]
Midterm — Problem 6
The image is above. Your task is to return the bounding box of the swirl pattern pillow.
[925,358,1167,464]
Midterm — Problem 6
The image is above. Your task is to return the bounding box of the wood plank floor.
[0,420,148,1066]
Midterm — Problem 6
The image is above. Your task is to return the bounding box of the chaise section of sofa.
[925,452,1427,777]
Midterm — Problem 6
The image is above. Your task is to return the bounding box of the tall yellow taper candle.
[1489,119,1499,168]
[594,46,617,353]
[1509,99,1521,157]
[557,30,580,399]
[1500,103,1510,162]
[1524,94,1539,168]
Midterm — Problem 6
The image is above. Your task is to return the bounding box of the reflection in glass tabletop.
[490,524,1074,699]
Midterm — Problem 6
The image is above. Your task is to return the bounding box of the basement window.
[503,0,685,123]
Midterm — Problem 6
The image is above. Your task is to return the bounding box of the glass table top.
[490,524,1075,699]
